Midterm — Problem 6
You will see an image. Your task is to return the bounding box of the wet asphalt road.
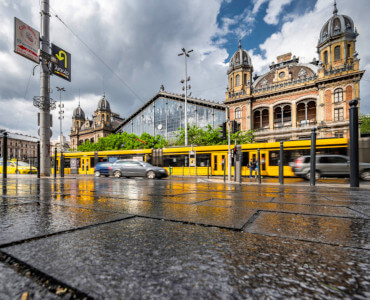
[0,176,369,299]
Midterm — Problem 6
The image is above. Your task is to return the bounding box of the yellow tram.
[53,138,348,177]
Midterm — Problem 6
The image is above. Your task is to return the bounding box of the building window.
[334,88,343,103]
[230,78,233,88]
[334,46,341,61]
[243,74,247,84]
[334,108,344,121]
[347,44,351,59]
[324,50,328,64]
[235,108,241,119]
[235,75,240,86]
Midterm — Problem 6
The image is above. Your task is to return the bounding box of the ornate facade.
[70,96,124,150]
[225,3,364,142]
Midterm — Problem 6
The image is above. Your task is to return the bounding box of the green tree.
[360,115,370,134]
[77,132,167,152]
[172,124,254,146]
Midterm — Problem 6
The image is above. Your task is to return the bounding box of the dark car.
[291,154,370,180]
[109,160,168,179]
[94,162,111,177]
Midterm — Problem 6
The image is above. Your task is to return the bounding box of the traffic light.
[219,122,227,140]
[231,120,238,133]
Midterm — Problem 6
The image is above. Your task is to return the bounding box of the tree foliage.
[360,115,370,134]
[171,124,254,146]
[76,132,168,152]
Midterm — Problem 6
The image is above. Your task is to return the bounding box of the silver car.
[292,154,370,180]
[109,160,168,179]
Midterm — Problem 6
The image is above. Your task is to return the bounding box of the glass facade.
[119,97,225,141]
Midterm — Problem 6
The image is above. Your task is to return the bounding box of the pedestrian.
[255,160,258,179]
[248,159,256,180]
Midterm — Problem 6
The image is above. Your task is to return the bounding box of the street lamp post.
[56,87,65,153]
[178,48,193,146]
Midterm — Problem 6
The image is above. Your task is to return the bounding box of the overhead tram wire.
[49,6,145,105]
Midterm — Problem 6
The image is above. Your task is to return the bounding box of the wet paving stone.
[0,203,131,246]
[245,212,370,249]
[0,262,59,300]
[3,218,370,299]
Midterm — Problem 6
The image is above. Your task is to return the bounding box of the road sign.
[14,17,40,63]
[51,43,71,81]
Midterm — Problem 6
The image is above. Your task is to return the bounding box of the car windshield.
[140,162,152,167]
[17,162,31,167]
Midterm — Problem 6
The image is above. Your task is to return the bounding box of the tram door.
[212,153,228,176]
[81,157,90,174]
[249,150,268,175]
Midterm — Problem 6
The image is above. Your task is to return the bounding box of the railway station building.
[115,89,226,141]
[225,3,364,143]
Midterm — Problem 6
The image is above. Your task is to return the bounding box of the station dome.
[73,104,85,120]
[97,95,111,112]
[318,2,356,46]
[228,40,253,73]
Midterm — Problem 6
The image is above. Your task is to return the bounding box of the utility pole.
[39,0,51,176]
[227,107,231,181]
[178,48,193,146]
[56,87,65,153]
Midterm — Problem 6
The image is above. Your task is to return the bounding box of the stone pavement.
[0,176,369,299]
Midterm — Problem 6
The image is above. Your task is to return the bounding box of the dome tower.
[226,40,253,98]
[317,1,358,70]
[72,103,85,131]
[95,95,111,126]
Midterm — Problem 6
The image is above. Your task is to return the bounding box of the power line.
[49,6,145,105]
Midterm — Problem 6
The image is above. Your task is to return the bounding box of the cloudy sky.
[0,0,369,140]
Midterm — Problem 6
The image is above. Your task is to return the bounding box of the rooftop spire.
[333,0,338,15]
[238,39,242,49]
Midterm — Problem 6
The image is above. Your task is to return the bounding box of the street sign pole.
[39,0,51,176]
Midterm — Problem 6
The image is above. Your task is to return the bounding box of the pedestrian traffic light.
[219,122,227,140]
[231,120,238,133]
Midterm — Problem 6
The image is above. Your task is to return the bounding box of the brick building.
[0,130,38,160]
[225,3,364,142]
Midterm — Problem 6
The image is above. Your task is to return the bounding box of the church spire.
[333,0,338,15]
[238,39,242,49]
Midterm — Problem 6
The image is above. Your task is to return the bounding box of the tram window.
[90,158,95,168]
[242,152,249,166]
[64,158,71,168]
[214,156,217,171]
[269,150,296,166]
[196,154,211,167]
[163,155,186,167]
[261,153,266,170]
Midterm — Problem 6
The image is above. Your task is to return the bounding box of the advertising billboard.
[51,43,71,82]
[14,17,40,64]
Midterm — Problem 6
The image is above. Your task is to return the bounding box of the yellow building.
[225,3,364,142]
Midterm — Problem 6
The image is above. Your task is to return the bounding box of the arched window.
[235,75,240,86]
[334,46,341,61]
[334,88,343,103]
[235,107,241,119]
[323,50,328,64]
[244,74,247,84]
[230,78,233,88]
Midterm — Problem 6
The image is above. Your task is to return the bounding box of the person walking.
[248,159,256,181]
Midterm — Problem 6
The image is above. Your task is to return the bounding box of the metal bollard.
[257,149,261,184]
[60,152,65,178]
[2,132,7,179]
[349,100,359,187]
[310,127,316,186]
[207,160,209,179]
[37,141,40,179]
[279,141,284,185]
[54,148,57,178]
[223,159,226,182]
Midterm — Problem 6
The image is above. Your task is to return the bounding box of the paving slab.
[245,212,370,249]
[198,199,366,218]
[0,262,59,300]
[0,203,131,246]
[3,218,370,299]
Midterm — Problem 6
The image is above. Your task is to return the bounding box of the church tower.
[95,95,111,127]
[72,104,85,131]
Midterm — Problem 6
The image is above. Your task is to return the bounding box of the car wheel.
[94,171,101,177]
[146,170,156,179]
[114,171,122,178]
[305,171,320,180]
[360,170,370,181]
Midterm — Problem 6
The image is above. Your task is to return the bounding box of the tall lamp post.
[56,87,65,152]
[178,48,193,146]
